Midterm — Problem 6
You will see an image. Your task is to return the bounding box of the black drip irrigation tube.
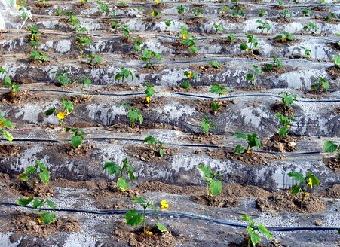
[1,202,338,232]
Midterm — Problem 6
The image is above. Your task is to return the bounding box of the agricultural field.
[0,0,339,246]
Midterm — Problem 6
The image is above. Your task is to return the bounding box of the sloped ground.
[0,0,339,246]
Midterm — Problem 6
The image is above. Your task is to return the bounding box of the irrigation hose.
[1,202,338,232]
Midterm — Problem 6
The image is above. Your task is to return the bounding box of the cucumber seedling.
[45,99,74,125]
[234,132,262,155]
[0,68,20,95]
[180,70,197,91]
[0,112,14,142]
[200,117,214,135]
[140,49,161,68]
[311,77,330,93]
[19,160,50,186]
[246,65,262,85]
[30,50,49,63]
[144,135,165,157]
[198,163,222,196]
[179,26,198,54]
[115,67,134,83]
[280,92,296,111]
[127,106,143,128]
[276,113,293,139]
[66,128,85,149]
[104,158,136,192]
[242,214,273,247]
[323,140,339,159]
[144,83,155,104]
[240,34,259,54]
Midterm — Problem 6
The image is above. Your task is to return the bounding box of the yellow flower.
[160,199,169,210]
[181,33,188,40]
[307,178,313,188]
[154,0,161,4]
[56,111,67,121]
[187,71,193,79]
[145,96,151,104]
[0,120,4,128]
[144,230,153,236]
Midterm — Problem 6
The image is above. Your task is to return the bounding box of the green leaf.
[209,179,222,196]
[125,209,144,227]
[45,199,56,209]
[258,224,273,239]
[306,172,320,187]
[71,135,83,148]
[103,161,120,175]
[248,228,261,247]
[40,212,57,224]
[323,140,338,153]
[117,177,129,191]
[16,197,33,206]
[31,198,45,209]
[234,144,246,155]
[38,170,50,184]
[234,132,248,140]
[44,107,56,116]
[197,163,213,179]
[290,184,301,195]
[156,223,168,233]
[288,171,304,183]
[2,130,14,142]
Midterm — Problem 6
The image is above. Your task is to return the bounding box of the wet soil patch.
[207,149,280,165]
[125,145,176,163]
[326,66,340,80]
[256,191,326,213]
[323,156,340,173]
[263,134,297,153]
[0,145,22,157]
[0,91,36,104]
[114,221,180,247]
[11,213,80,238]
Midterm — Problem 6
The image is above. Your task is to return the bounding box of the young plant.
[144,135,165,157]
[103,158,136,191]
[276,113,293,138]
[67,128,85,149]
[180,70,197,91]
[45,99,74,125]
[226,33,236,44]
[96,0,110,15]
[234,132,262,155]
[75,33,93,49]
[323,140,339,159]
[288,171,320,195]
[56,72,71,86]
[208,61,222,69]
[30,50,49,63]
[274,32,294,43]
[192,7,204,17]
[333,54,340,68]
[27,24,40,48]
[115,68,134,83]
[125,196,168,235]
[144,83,155,104]
[258,9,268,17]
[176,5,186,15]
[240,34,259,53]
[242,214,273,247]
[200,117,214,135]
[262,57,283,72]
[19,160,50,185]
[280,9,292,20]
[303,21,318,34]
[87,53,103,66]
[0,113,14,142]
[213,22,224,33]
[127,107,143,127]
[256,19,271,33]
[140,49,161,68]
[1,69,20,95]
[210,83,227,96]
[179,26,198,54]
[16,197,57,224]
[197,163,222,196]
[280,92,296,110]
[311,77,330,93]
[246,65,262,85]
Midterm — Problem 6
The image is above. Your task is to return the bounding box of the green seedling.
[200,117,214,135]
[56,72,71,86]
[19,160,50,185]
[120,25,131,40]
[140,49,161,68]
[226,33,236,44]
[75,34,93,49]
[27,24,40,48]
[258,9,268,17]
[192,7,204,17]
[125,196,168,235]
[127,107,143,127]
[45,99,74,125]
[280,9,292,20]
[115,68,134,83]
[198,163,222,196]
[302,47,311,58]
[144,135,165,157]
[311,77,330,93]
[234,132,262,155]
[176,5,186,15]
[323,140,339,159]
[333,54,340,68]
[240,34,259,53]
[210,101,222,113]
[66,128,85,149]
[276,113,293,138]
[210,83,227,96]
[16,197,57,224]
[87,53,103,66]
[230,4,245,17]
[274,32,294,43]
[302,8,312,17]
[132,37,144,53]
[256,19,271,33]
[96,0,110,15]
[0,113,14,142]
[30,50,49,63]
[1,68,20,94]
[213,22,224,33]
[144,83,155,104]
[303,21,318,34]
[288,171,320,196]
[104,158,136,191]
[179,26,198,54]
[80,76,92,86]
[242,214,273,247]
[180,70,197,91]
[280,92,296,110]
[246,65,262,85]
[262,57,283,72]
[208,61,222,69]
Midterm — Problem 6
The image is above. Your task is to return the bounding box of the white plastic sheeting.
[0,0,31,30]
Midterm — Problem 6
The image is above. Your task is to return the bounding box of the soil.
[207,149,280,165]
[182,133,224,145]
[124,145,176,163]
[11,213,80,237]
[0,144,22,157]
[326,66,340,80]
[270,102,295,117]
[61,143,94,157]
[263,134,297,153]
[324,184,340,199]
[323,156,340,173]
[114,221,180,247]
[256,191,326,213]
[0,91,35,104]
[185,98,234,116]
